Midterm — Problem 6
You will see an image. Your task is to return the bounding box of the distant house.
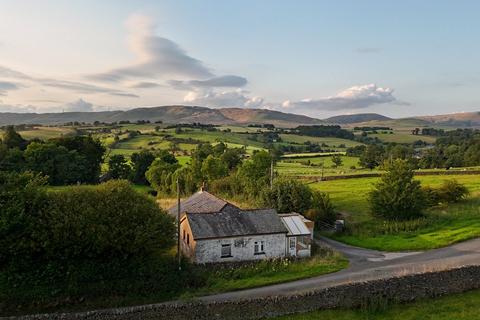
[170,190,313,264]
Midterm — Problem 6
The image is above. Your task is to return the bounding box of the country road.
[196,237,480,303]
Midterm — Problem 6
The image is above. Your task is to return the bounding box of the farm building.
[171,190,314,263]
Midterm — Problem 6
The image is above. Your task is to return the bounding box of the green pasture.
[369,132,436,144]
[311,174,480,251]
[276,289,480,320]
[6,127,76,140]
[279,134,362,148]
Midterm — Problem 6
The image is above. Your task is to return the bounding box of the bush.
[1,178,175,278]
[438,180,469,203]
[369,159,426,220]
[305,191,336,225]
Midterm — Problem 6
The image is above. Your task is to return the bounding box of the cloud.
[0,81,22,95]
[39,79,120,94]
[0,66,32,80]
[88,14,213,82]
[281,84,400,111]
[0,103,37,113]
[64,98,94,112]
[129,81,161,88]
[168,75,247,90]
[184,89,264,108]
[110,92,140,98]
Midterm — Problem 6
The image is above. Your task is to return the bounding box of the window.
[183,230,186,240]
[254,241,265,254]
[289,237,296,250]
[187,234,190,245]
[221,244,232,258]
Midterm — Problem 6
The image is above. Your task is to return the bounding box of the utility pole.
[176,177,181,271]
[270,159,274,189]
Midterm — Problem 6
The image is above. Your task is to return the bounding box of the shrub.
[369,159,426,220]
[305,191,336,225]
[438,179,469,203]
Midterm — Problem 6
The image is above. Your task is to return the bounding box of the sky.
[0,0,479,118]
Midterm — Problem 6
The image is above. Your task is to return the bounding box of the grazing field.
[277,156,366,177]
[5,126,76,140]
[369,132,437,144]
[275,289,480,320]
[310,174,480,251]
[279,134,362,148]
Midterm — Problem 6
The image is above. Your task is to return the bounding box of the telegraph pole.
[270,159,274,189]
[176,177,181,271]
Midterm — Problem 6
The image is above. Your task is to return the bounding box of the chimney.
[200,181,207,192]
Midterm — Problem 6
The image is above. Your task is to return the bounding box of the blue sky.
[0,0,479,118]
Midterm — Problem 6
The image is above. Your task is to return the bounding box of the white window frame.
[254,241,265,255]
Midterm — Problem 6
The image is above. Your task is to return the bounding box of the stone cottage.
[169,190,314,264]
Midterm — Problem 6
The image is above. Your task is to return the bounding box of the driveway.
[197,237,480,303]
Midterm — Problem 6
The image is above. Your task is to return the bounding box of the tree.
[238,150,272,198]
[261,178,312,213]
[54,136,105,183]
[130,150,155,184]
[305,191,336,225]
[0,145,25,172]
[24,142,86,185]
[108,155,131,179]
[359,144,384,169]
[145,156,180,194]
[369,159,426,220]
[331,154,343,167]
[220,148,244,170]
[2,126,28,149]
[201,155,228,181]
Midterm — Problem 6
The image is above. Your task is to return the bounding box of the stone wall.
[9,266,480,320]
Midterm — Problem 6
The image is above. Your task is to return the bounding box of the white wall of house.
[193,233,287,264]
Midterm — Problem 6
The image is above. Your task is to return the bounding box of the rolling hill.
[0,105,324,127]
[324,113,392,124]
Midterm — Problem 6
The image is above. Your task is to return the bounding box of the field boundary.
[7,265,480,320]
[297,169,480,182]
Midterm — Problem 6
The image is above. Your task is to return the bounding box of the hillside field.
[312,174,480,251]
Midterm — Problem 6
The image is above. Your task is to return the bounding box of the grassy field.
[311,174,480,251]
[7,126,76,140]
[279,134,362,148]
[277,156,365,177]
[275,289,480,320]
[369,132,437,144]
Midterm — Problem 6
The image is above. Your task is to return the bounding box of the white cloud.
[184,89,264,109]
[129,81,162,88]
[64,98,94,112]
[281,84,401,111]
[88,14,213,82]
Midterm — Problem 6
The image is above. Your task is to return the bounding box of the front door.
[289,237,296,256]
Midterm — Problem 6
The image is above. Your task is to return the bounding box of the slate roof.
[168,191,240,217]
[186,209,288,240]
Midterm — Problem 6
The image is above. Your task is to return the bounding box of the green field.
[276,289,480,320]
[279,134,362,148]
[277,156,365,177]
[369,132,437,144]
[311,174,480,251]
[4,126,76,140]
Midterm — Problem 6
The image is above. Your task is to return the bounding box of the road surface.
[196,237,480,303]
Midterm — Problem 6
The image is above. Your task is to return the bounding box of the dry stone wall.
[7,265,480,320]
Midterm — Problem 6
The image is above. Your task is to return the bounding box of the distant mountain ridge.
[0,105,324,127]
[324,113,392,124]
[1,106,479,128]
